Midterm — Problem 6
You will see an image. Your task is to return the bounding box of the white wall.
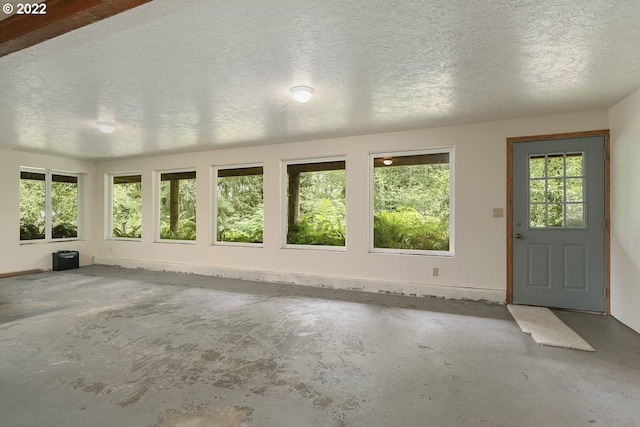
[609,89,640,334]
[93,111,608,302]
[0,150,96,274]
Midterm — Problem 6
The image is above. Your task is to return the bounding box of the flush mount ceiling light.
[290,86,314,103]
[382,158,394,166]
[97,121,117,134]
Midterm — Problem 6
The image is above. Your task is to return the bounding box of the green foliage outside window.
[19,161,454,252]
[20,173,46,240]
[20,172,78,240]
[287,168,346,246]
[51,175,78,239]
[529,153,584,228]
[112,176,142,238]
[373,156,450,251]
[217,169,264,243]
[160,172,196,240]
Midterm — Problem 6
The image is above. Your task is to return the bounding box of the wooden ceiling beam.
[0,0,152,58]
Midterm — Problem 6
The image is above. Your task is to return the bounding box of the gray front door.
[512,136,606,312]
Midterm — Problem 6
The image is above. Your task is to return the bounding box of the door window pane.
[565,154,583,177]
[529,156,545,179]
[529,180,545,203]
[566,178,584,202]
[566,204,585,228]
[548,204,564,227]
[530,204,546,228]
[546,179,564,203]
[547,155,564,177]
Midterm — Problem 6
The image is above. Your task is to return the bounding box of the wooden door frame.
[506,130,611,315]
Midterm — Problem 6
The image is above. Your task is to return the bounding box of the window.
[19,171,46,240]
[159,170,196,241]
[51,174,79,239]
[371,149,452,255]
[111,174,142,239]
[20,170,79,241]
[529,153,585,228]
[215,165,263,244]
[285,159,346,247]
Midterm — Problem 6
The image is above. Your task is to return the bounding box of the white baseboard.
[93,256,505,304]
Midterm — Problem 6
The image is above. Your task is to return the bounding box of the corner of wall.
[609,88,640,334]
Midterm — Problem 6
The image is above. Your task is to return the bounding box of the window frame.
[212,163,264,247]
[281,156,347,251]
[108,172,143,241]
[156,168,197,244]
[369,147,455,257]
[19,167,82,244]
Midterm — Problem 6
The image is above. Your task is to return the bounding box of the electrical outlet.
[433,267,439,277]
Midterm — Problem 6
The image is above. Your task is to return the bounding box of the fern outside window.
[214,165,264,245]
[371,149,454,256]
[110,174,142,239]
[284,159,346,248]
[159,170,197,242]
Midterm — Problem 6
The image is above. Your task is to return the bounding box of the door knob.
[514,233,522,239]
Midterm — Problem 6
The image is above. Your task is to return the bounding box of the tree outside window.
[216,165,263,244]
[111,174,142,238]
[159,171,196,241]
[286,160,346,247]
[372,151,451,253]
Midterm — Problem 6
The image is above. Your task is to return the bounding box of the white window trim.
[155,168,197,244]
[281,156,347,252]
[108,171,143,242]
[19,167,82,244]
[212,162,264,247]
[368,147,455,257]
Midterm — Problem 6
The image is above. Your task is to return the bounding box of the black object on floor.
[52,250,79,271]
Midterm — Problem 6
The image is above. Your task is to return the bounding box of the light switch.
[493,208,504,218]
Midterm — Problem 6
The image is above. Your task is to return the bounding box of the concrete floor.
[0,266,639,427]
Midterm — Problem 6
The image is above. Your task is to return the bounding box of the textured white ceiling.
[1,0,639,160]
